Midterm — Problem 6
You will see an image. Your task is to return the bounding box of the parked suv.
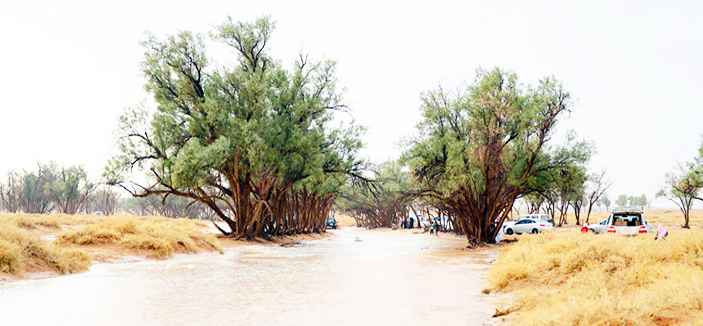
[601,208,653,235]
[325,217,337,229]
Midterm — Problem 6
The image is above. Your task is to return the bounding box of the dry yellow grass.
[0,219,90,276]
[0,213,102,230]
[332,213,358,227]
[536,209,703,230]
[646,210,703,230]
[487,231,703,325]
[56,216,223,259]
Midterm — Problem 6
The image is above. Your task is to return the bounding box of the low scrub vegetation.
[1,213,98,230]
[0,219,90,276]
[56,216,223,258]
[487,232,703,325]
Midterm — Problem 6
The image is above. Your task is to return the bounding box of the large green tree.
[403,68,573,246]
[106,16,364,239]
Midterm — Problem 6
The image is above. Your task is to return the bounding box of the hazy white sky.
[1,0,702,206]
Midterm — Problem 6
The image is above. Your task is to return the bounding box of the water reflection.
[0,228,499,326]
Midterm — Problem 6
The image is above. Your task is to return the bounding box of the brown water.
[0,228,501,326]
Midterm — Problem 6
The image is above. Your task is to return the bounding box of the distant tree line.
[120,195,217,219]
[337,161,412,228]
[613,193,650,210]
[336,161,455,232]
[0,162,117,215]
[0,162,233,219]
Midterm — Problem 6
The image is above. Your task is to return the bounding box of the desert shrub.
[57,225,122,245]
[56,216,223,258]
[7,214,61,229]
[0,238,24,274]
[488,232,703,325]
[0,220,90,275]
[120,234,173,258]
[0,213,103,230]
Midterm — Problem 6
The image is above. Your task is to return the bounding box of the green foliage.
[597,193,611,211]
[341,161,414,228]
[403,67,575,245]
[615,194,629,207]
[627,194,647,209]
[18,164,55,214]
[106,16,365,238]
[658,162,703,228]
[45,165,94,214]
[530,130,593,225]
[0,162,94,214]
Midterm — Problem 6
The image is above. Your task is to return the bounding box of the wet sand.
[0,227,503,326]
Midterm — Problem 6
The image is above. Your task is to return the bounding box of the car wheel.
[590,228,596,233]
[531,228,539,234]
[505,228,513,235]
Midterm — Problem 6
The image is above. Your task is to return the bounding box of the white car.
[587,218,610,234]
[503,218,553,235]
[517,213,554,226]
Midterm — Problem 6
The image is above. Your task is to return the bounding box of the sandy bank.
[0,214,334,284]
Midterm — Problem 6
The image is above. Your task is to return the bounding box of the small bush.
[0,213,99,230]
[0,238,24,274]
[120,234,173,258]
[56,216,223,258]
[0,220,90,276]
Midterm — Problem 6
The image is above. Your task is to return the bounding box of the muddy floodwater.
[0,228,501,326]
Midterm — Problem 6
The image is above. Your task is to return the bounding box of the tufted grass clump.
[56,216,223,259]
[0,219,90,276]
[487,231,703,325]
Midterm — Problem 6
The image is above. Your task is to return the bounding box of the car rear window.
[612,214,642,227]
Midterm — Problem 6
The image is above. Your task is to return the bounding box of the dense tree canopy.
[105,16,365,239]
[339,161,414,228]
[403,68,581,246]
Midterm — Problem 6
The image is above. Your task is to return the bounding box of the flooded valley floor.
[0,228,501,326]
